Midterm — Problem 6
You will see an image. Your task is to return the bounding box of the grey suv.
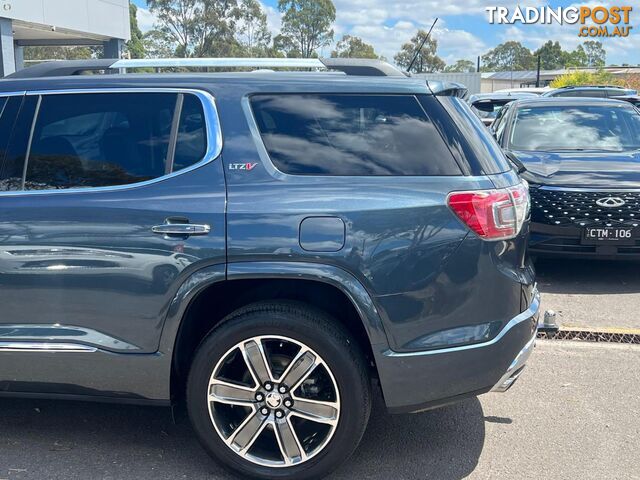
[0,58,539,480]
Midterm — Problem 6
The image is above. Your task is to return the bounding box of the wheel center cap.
[265,392,283,409]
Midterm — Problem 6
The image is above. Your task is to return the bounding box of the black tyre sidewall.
[186,304,371,480]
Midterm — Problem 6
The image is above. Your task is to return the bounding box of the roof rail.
[5,57,407,79]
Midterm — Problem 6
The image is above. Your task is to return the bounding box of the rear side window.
[0,96,38,191]
[251,94,461,176]
[18,92,207,191]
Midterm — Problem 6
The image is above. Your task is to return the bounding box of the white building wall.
[1,0,130,40]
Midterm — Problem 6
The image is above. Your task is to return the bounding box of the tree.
[534,41,564,70]
[146,0,241,58]
[236,0,272,57]
[331,35,379,59]
[443,59,475,73]
[481,41,535,71]
[583,41,606,67]
[563,45,588,68]
[394,30,445,73]
[24,46,93,62]
[278,0,336,58]
[550,69,619,88]
[126,3,146,59]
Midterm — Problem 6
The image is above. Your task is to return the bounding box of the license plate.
[582,227,636,245]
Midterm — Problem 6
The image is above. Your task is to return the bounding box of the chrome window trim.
[0,88,222,197]
[0,90,27,97]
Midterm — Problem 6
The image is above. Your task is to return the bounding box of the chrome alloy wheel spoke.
[289,397,339,426]
[240,339,274,386]
[209,380,257,407]
[274,417,306,465]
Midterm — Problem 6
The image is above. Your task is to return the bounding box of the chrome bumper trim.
[384,288,540,358]
[491,330,536,392]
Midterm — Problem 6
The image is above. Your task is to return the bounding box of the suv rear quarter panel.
[216,84,526,353]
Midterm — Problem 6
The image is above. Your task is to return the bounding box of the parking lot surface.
[1,340,638,480]
[537,258,640,331]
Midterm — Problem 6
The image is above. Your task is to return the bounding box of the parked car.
[468,92,538,126]
[492,97,640,259]
[612,94,640,107]
[0,58,538,480]
[496,87,549,95]
[542,85,637,98]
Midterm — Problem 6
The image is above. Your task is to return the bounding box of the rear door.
[0,88,225,355]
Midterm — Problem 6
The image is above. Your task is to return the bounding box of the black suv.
[492,97,640,259]
[0,58,538,479]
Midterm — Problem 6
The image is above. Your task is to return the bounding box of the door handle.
[151,223,211,236]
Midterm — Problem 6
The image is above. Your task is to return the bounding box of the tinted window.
[251,94,461,176]
[0,96,38,192]
[555,89,606,98]
[173,93,207,172]
[25,93,177,190]
[509,104,640,151]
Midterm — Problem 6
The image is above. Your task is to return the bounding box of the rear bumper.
[376,289,540,414]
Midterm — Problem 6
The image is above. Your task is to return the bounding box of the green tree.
[481,41,535,71]
[583,40,606,67]
[331,35,379,59]
[443,59,476,73]
[24,46,93,62]
[146,0,240,58]
[562,45,588,68]
[534,41,564,70]
[126,3,146,59]
[277,0,336,58]
[394,30,445,73]
[237,0,272,57]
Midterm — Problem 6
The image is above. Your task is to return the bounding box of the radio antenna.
[407,18,439,74]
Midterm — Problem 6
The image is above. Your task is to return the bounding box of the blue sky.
[132,0,639,66]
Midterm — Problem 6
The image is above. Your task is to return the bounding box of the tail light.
[447,181,530,240]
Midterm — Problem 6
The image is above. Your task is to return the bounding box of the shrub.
[550,69,621,88]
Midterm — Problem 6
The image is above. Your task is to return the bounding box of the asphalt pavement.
[536,258,640,331]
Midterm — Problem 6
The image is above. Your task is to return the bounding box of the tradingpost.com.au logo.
[486,5,633,38]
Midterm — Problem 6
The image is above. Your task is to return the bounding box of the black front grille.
[530,188,640,228]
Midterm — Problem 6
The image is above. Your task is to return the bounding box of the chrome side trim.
[0,342,97,353]
[0,88,222,197]
[384,288,540,358]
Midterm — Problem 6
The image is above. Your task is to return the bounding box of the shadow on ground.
[0,394,486,480]
[535,258,640,295]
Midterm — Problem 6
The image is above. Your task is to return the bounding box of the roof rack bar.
[5,57,408,79]
[111,57,326,70]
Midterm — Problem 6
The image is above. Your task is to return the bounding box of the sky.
[131,0,639,67]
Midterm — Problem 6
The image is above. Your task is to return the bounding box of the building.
[481,67,640,93]
[0,0,131,77]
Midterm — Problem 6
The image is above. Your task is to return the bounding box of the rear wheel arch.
[168,265,387,401]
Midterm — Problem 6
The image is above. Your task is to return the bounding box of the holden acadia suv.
[0,58,539,479]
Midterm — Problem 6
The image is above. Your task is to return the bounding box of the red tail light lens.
[447,182,530,240]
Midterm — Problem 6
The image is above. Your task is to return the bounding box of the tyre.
[186,301,372,480]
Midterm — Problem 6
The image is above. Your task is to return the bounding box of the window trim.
[0,88,221,197]
[243,93,463,178]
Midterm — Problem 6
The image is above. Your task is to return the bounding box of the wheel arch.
[162,261,389,402]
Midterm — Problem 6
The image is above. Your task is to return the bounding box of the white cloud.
[136,7,157,33]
